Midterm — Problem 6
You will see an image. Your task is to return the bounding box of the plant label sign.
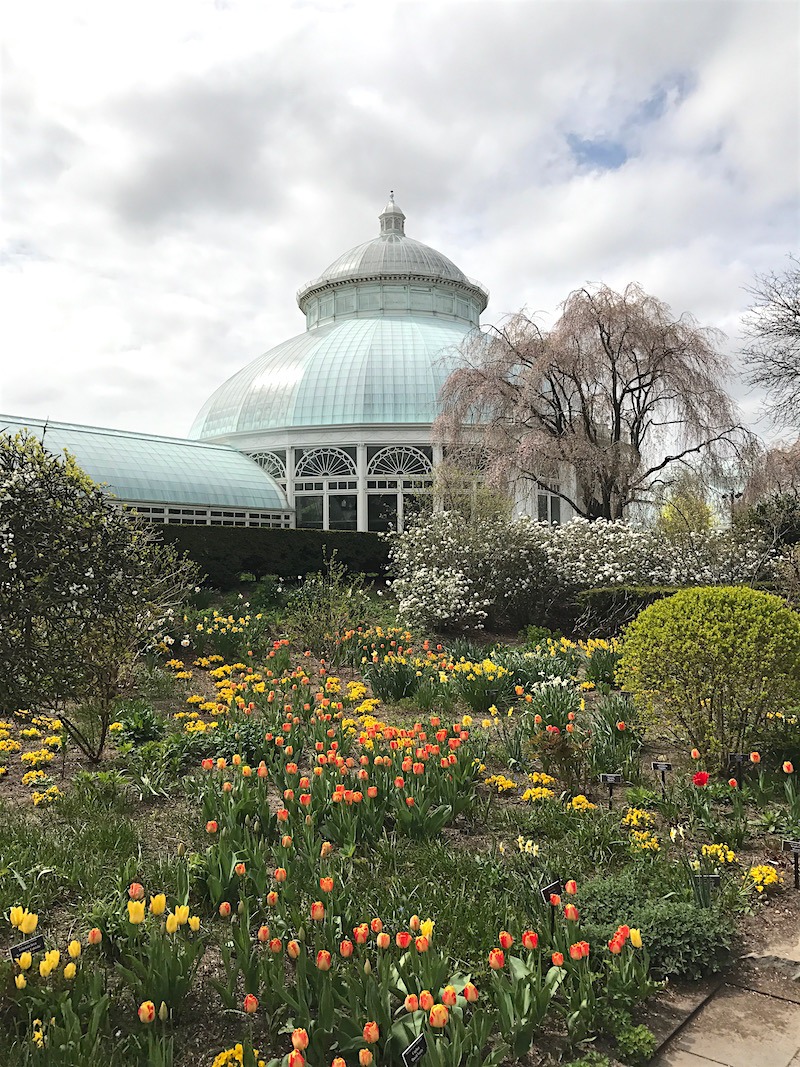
[782,840,800,854]
[783,840,800,889]
[10,933,45,962]
[651,761,672,772]
[599,773,624,785]
[693,873,721,886]
[728,753,747,764]
[540,879,563,904]
[402,1032,427,1067]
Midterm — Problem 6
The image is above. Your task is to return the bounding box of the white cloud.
[2,0,798,440]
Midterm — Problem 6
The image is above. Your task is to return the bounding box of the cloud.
[1,0,798,442]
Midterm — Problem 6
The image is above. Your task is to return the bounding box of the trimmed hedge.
[158,525,390,590]
[576,585,685,635]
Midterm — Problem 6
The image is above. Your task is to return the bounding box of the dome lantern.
[379,190,405,235]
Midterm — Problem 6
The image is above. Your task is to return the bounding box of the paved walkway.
[651,931,800,1067]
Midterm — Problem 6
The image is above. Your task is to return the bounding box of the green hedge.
[158,525,390,590]
[576,585,685,635]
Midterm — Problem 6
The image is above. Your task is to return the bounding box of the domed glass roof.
[192,196,487,440]
[190,316,470,437]
[2,414,289,510]
[297,194,488,313]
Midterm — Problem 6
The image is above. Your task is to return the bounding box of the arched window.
[367,446,432,477]
[248,451,287,482]
[295,447,357,479]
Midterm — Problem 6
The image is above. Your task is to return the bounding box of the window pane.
[550,496,561,524]
[368,494,398,533]
[329,494,358,531]
[538,494,549,522]
[296,495,323,529]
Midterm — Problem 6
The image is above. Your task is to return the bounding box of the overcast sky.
[2,0,798,442]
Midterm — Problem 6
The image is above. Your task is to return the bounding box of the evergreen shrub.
[616,586,800,767]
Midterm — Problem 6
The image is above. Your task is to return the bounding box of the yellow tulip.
[149,894,166,917]
[165,913,179,934]
[68,940,82,960]
[39,961,51,978]
[20,912,38,935]
[174,905,189,926]
[630,928,643,949]
[15,974,26,989]
[188,915,200,932]
[46,950,60,969]
[420,918,434,941]
[127,900,146,924]
[18,951,32,971]
[10,906,24,929]
[64,962,77,980]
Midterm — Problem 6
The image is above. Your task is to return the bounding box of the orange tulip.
[522,930,538,950]
[257,925,270,942]
[269,937,282,954]
[292,1028,309,1051]
[784,761,794,774]
[564,904,579,922]
[88,928,102,946]
[415,935,429,953]
[218,902,231,918]
[441,985,457,1006]
[498,930,513,949]
[353,924,369,944]
[376,932,390,950]
[138,1000,155,1024]
[234,863,246,877]
[429,1003,449,1028]
[358,1051,373,1067]
[370,917,383,933]
[311,901,325,921]
[569,942,583,960]
[463,981,479,1002]
[287,939,301,959]
[551,952,564,966]
[316,950,332,971]
[404,993,419,1012]
[320,876,334,893]
[565,879,578,895]
[690,748,700,760]
[128,882,145,901]
[750,751,761,764]
[243,994,258,1014]
[205,820,218,834]
[396,931,411,949]
[288,1052,305,1067]
[266,891,279,906]
[488,948,505,970]
[363,1022,379,1044]
[419,990,434,1011]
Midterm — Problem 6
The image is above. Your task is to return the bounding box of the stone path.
[651,930,800,1067]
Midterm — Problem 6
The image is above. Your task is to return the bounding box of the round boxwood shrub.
[616,586,800,768]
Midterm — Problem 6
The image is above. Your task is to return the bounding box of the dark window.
[296,496,324,529]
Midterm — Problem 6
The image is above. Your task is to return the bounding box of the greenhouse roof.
[190,315,473,438]
[1,414,290,511]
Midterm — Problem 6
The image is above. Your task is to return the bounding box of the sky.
[2,0,799,442]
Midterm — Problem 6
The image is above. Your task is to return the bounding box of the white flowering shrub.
[388,512,556,631]
[543,518,772,588]
[388,513,773,633]
[0,431,198,760]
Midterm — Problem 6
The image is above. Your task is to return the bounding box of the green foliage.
[284,553,372,661]
[617,586,800,767]
[158,524,389,589]
[0,431,198,762]
[114,699,165,745]
[577,585,684,635]
[615,1022,658,1065]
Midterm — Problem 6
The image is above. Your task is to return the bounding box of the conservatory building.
[191,195,566,532]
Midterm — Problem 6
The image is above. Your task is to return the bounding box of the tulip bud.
[159,1001,169,1022]
[363,959,372,975]
[243,993,258,1014]
[177,842,186,857]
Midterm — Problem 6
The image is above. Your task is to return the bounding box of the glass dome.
[193,197,487,440]
[190,315,471,437]
[1,414,289,510]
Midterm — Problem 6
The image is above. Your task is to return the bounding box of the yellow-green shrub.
[616,586,800,767]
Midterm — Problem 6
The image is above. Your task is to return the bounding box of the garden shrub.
[284,554,372,661]
[159,525,389,589]
[388,511,558,631]
[616,586,800,768]
[577,585,684,635]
